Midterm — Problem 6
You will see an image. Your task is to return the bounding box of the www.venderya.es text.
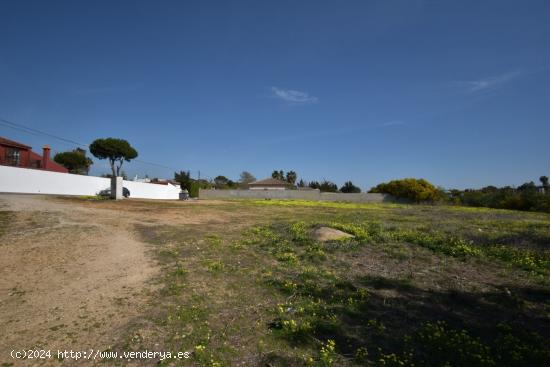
[10,349,191,361]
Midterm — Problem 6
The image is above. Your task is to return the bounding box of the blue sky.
[1,0,549,190]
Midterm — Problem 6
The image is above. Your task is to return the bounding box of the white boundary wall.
[0,165,180,200]
[200,188,321,200]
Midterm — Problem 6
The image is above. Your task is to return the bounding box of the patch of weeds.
[271,298,339,348]
[404,321,495,366]
[248,225,279,242]
[233,225,280,250]
[396,230,483,258]
[164,280,186,296]
[366,319,387,334]
[304,245,328,262]
[268,272,371,357]
[160,295,229,366]
[354,347,369,364]
[170,301,208,324]
[193,344,224,367]
[365,221,398,243]
[249,199,403,210]
[204,260,225,273]
[318,339,337,367]
[373,320,550,367]
[275,251,300,264]
[229,239,245,250]
[386,227,549,277]
[282,280,298,293]
[161,263,188,296]
[329,222,370,241]
[492,323,550,366]
[290,221,310,243]
[377,352,412,366]
[486,245,549,276]
[171,265,188,277]
[272,313,313,343]
[205,234,222,247]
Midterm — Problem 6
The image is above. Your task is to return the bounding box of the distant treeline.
[173,169,363,196]
[448,180,550,213]
[370,177,550,213]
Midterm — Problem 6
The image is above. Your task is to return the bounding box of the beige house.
[248,178,291,190]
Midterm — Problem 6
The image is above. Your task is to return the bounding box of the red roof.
[0,136,31,149]
[0,136,69,173]
[29,151,69,173]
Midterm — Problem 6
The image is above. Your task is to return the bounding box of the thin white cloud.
[458,70,523,93]
[271,87,318,104]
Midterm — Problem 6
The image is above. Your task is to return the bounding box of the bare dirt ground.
[0,195,166,365]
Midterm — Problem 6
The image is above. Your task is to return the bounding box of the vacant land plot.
[0,195,549,366]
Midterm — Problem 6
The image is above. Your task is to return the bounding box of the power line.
[132,158,178,171]
[0,118,86,147]
[0,116,194,174]
[0,120,79,146]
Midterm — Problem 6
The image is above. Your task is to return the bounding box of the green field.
[121,199,550,366]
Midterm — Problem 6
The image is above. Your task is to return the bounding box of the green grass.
[249,199,405,210]
[123,200,550,366]
[251,222,549,366]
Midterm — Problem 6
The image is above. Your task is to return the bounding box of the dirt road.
[0,195,158,365]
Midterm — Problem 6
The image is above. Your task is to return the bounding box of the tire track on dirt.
[0,195,158,366]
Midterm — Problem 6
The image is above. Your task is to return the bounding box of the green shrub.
[369,178,443,202]
[189,181,200,198]
[54,149,93,174]
[452,182,550,214]
[319,180,338,193]
[340,181,361,193]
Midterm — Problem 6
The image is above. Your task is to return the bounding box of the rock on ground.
[311,226,354,242]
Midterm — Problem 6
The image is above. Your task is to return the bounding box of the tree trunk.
[109,159,116,177]
[116,160,123,177]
